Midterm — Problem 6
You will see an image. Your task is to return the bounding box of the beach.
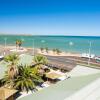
[0,35,100,56]
[37,48,81,57]
[0,35,100,68]
[0,45,81,57]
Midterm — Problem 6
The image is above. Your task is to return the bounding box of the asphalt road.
[46,56,75,64]
[46,55,100,68]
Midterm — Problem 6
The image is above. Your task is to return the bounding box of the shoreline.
[36,48,81,57]
[0,45,81,57]
[0,35,100,56]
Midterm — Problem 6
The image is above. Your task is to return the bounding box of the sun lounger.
[0,55,4,60]
[58,76,66,80]
[41,83,50,87]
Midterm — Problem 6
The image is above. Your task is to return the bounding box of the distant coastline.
[0,33,100,37]
[0,33,32,36]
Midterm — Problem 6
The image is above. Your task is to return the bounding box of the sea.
[0,35,100,56]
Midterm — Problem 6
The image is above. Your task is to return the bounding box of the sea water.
[0,35,100,56]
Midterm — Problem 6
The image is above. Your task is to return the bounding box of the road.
[46,55,100,68]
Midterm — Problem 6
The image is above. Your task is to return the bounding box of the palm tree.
[40,47,44,53]
[33,54,48,66]
[56,49,61,55]
[2,65,43,92]
[1,72,15,88]
[45,47,49,53]
[14,65,43,92]
[4,53,19,79]
[33,54,48,78]
[16,40,22,50]
[52,49,56,54]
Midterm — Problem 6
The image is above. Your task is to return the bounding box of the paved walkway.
[65,78,100,100]
[68,65,100,77]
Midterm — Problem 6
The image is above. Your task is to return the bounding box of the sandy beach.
[37,48,81,57]
[0,45,81,57]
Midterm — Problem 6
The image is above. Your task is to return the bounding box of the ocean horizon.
[0,35,100,56]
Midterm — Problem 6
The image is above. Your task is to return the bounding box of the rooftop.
[18,72,100,100]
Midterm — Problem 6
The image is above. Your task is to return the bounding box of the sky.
[0,0,100,36]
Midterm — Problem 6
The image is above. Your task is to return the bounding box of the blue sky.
[0,0,100,36]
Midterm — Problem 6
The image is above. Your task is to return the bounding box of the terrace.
[18,72,100,100]
[0,54,74,98]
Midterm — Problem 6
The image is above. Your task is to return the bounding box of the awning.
[0,87,18,100]
[46,72,62,80]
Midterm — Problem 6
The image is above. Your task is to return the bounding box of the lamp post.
[41,40,45,47]
[33,39,35,55]
[21,38,24,49]
[88,41,92,65]
[4,37,7,55]
[21,38,24,42]
[69,41,74,53]
[41,40,46,53]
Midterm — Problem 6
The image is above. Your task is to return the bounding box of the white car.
[81,53,95,59]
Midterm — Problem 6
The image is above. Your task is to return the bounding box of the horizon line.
[0,33,100,37]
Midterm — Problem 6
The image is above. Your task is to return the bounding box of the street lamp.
[33,39,35,55]
[69,41,74,53]
[21,38,24,42]
[88,41,92,65]
[4,37,7,48]
[4,37,7,55]
[41,40,46,45]
[41,40,45,43]
[21,38,25,49]
[41,40,46,49]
